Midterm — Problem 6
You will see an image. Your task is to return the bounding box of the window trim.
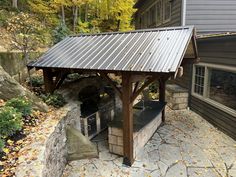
[192,62,236,117]
[156,0,162,26]
[163,0,172,23]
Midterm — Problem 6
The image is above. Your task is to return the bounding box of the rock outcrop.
[0,66,48,112]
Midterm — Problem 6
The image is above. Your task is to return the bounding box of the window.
[163,0,171,22]
[209,69,236,110]
[192,63,236,115]
[156,1,162,25]
[149,5,156,27]
[140,13,147,28]
[194,66,205,96]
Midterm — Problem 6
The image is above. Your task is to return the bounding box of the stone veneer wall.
[108,113,162,158]
[166,84,189,110]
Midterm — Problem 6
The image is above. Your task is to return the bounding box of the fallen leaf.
[3,148,10,154]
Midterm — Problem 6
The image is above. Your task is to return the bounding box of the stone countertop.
[108,101,166,132]
[166,84,188,93]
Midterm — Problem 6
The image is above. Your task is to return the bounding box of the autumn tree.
[50,0,72,25]
[110,0,136,31]
[28,0,57,26]
[7,12,46,65]
[12,0,18,8]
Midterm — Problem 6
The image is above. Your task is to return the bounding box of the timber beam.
[122,72,134,166]
[158,77,169,122]
[43,68,68,93]
[43,68,54,93]
[99,73,122,99]
[131,77,156,102]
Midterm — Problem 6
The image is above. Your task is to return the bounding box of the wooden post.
[159,78,166,122]
[43,68,54,93]
[96,112,101,133]
[122,72,134,166]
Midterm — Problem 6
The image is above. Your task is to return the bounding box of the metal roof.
[28,26,197,73]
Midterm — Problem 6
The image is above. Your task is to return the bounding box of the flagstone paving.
[62,108,236,177]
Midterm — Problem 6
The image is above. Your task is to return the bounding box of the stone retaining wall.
[108,113,162,158]
[15,102,81,177]
[43,102,81,177]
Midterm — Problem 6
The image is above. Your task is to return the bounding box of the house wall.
[170,36,236,140]
[135,0,182,29]
[185,0,236,33]
[197,36,236,66]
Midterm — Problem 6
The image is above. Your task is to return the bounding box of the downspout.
[181,0,186,26]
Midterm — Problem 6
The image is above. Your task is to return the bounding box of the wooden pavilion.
[28,26,198,166]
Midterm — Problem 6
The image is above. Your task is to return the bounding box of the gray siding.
[190,96,236,140]
[162,0,182,27]
[135,0,182,29]
[198,35,236,66]
[186,0,236,32]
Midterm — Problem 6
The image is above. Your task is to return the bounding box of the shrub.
[149,82,159,93]
[41,93,66,108]
[0,138,4,151]
[27,75,44,87]
[0,106,23,137]
[52,23,71,44]
[6,97,32,117]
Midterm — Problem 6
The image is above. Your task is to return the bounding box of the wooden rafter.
[131,77,156,102]
[133,81,140,95]
[99,73,122,99]
[54,72,68,90]
[192,31,199,59]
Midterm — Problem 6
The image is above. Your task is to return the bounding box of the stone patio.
[62,107,236,177]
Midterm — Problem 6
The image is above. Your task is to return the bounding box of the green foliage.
[0,138,4,151]
[41,93,66,108]
[52,23,71,44]
[0,10,11,27]
[0,106,23,137]
[27,75,44,87]
[149,82,159,93]
[77,20,90,33]
[0,0,11,10]
[6,97,32,117]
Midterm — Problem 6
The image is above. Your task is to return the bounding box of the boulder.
[0,66,48,112]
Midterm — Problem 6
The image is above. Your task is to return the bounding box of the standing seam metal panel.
[28,26,195,73]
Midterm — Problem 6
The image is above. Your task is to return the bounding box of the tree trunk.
[12,0,17,8]
[61,5,65,25]
[73,6,78,33]
[85,4,88,22]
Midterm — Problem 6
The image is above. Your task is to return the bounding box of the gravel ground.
[62,107,236,177]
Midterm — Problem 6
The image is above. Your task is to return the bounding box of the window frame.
[192,62,236,117]
[140,0,162,28]
[163,0,172,23]
[156,0,162,26]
